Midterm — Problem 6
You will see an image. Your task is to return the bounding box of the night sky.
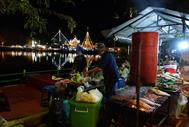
[0,0,188,45]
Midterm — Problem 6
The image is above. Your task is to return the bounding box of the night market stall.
[101,6,189,127]
[105,32,172,127]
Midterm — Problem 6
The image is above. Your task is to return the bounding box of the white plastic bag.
[76,92,96,103]
[176,93,188,118]
[76,88,103,103]
[88,88,103,103]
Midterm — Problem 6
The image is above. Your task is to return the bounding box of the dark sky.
[0,0,187,45]
[43,0,177,42]
[0,14,27,45]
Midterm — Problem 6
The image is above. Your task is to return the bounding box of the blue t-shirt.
[99,51,120,84]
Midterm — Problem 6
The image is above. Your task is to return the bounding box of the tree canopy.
[0,0,76,37]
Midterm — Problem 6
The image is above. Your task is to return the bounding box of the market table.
[25,74,61,89]
[105,86,170,127]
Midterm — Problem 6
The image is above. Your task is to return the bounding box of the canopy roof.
[104,7,189,43]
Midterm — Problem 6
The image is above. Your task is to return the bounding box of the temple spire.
[81,31,94,49]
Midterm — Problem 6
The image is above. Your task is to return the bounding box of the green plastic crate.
[69,98,102,127]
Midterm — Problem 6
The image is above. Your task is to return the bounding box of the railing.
[0,68,72,85]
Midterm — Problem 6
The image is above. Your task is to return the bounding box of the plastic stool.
[40,85,55,107]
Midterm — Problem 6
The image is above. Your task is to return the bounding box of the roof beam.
[135,23,181,29]
[111,10,155,36]
[154,10,189,32]
[160,27,168,33]
[154,10,189,21]
[157,14,182,24]
[157,15,160,26]
[126,27,180,38]
[160,32,179,35]
[168,26,171,33]
[134,17,162,29]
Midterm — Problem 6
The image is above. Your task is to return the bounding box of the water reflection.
[0,51,95,71]
[1,52,4,59]
[32,52,47,63]
[51,53,75,70]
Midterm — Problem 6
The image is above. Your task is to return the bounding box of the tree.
[0,0,76,37]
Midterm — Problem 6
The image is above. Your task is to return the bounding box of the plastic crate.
[69,98,102,127]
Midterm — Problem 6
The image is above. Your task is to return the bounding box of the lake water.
[0,51,78,75]
[0,51,127,75]
[0,50,128,85]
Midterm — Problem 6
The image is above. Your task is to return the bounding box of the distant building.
[81,31,94,50]
[51,29,69,48]
[69,35,80,48]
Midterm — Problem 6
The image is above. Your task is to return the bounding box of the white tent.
[103,7,189,43]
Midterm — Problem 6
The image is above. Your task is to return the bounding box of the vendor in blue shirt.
[87,43,121,96]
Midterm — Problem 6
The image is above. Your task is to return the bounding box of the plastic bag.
[76,92,96,103]
[114,78,125,91]
[88,88,103,103]
[176,93,188,118]
[76,88,103,103]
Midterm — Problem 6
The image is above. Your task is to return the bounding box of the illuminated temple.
[81,31,94,50]
[68,36,80,48]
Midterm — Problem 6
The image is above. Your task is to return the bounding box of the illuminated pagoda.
[68,35,80,48]
[81,31,94,50]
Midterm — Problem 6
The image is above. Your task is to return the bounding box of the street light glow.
[178,41,189,50]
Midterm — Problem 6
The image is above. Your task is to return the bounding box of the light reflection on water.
[0,51,95,74]
[0,51,94,63]
[0,50,125,75]
[0,51,48,74]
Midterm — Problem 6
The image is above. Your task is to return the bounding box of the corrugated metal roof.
[105,7,189,43]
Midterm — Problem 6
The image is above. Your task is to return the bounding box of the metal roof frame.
[105,7,189,43]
